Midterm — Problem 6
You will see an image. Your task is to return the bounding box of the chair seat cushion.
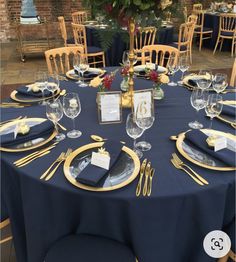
[220,31,234,37]
[195,27,213,33]
[66,38,75,45]
[87,46,103,54]
[169,42,187,51]
[45,234,136,262]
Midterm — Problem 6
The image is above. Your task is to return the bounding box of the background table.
[86,26,174,66]
[1,70,235,262]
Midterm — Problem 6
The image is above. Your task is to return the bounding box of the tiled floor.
[0,41,235,85]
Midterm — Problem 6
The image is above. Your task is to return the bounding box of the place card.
[214,137,227,152]
[97,91,122,124]
[91,151,110,170]
[133,89,154,119]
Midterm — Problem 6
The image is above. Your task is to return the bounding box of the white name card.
[97,91,122,124]
[133,89,154,119]
[91,152,110,170]
[214,137,227,152]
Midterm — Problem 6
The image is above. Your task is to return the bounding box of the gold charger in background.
[64,142,140,192]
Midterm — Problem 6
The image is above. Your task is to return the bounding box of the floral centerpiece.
[120,63,130,91]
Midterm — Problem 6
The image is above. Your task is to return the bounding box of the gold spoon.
[90,135,125,144]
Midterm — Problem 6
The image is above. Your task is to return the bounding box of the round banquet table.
[1,69,235,262]
[86,26,174,66]
[203,13,234,52]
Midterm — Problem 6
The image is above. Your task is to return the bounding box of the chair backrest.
[193,3,202,12]
[219,13,236,34]
[0,218,12,245]
[183,7,188,22]
[187,14,198,25]
[72,11,88,24]
[177,21,195,49]
[193,11,205,30]
[71,23,87,53]
[230,58,236,87]
[58,16,68,46]
[45,46,85,75]
[141,44,179,67]
[134,27,157,50]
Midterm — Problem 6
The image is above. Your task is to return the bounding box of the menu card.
[97,91,122,124]
[133,89,154,119]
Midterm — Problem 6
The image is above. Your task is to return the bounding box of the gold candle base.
[122,90,133,108]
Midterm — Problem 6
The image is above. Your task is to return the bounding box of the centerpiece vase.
[122,17,135,109]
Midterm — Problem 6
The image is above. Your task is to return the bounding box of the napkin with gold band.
[74,70,100,79]
[185,130,235,167]
[17,84,51,98]
[1,121,54,147]
[76,140,123,186]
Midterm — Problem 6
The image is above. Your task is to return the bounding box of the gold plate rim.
[10,88,60,103]
[63,142,140,192]
[176,129,236,171]
[0,118,57,152]
[66,69,106,81]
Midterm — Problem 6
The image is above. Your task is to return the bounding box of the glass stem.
[72,118,76,131]
[181,71,184,80]
[209,117,213,130]
[196,109,199,122]
[41,89,45,100]
[133,138,136,149]
[54,121,59,134]
[81,72,84,85]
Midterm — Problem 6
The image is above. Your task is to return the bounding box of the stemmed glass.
[79,55,89,87]
[126,113,144,159]
[178,56,189,85]
[47,73,60,99]
[212,73,228,93]
[197,70,213,90]
[122,50,137,66]
[73,55,82,85]
[205,94,223,130]
[46,99,65,142]
[135,102,155,151]
[189,88,208,129]
[35,71,47,105]
[167,55,179,86]
[63,93,82,138]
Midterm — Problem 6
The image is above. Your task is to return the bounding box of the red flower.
[149,70,159,83]
[104,4,113,14]
[103,74,114,90]
[121,65,130,76]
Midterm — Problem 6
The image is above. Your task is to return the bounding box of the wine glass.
[79,55,89,87]
[46,99,65,142]
[135,102,155,151]
[73,54,82,85]
[47,73,59,99]
[126,113,144,159]
[63,93,82,138]
[212,73,228,93]
[35,71,47,105]
[178,56,189,85]
[197,70,213,90]
[167,55,179,86]
[205,94,223,130]
[122,50,130,66]
[189,89,208,129]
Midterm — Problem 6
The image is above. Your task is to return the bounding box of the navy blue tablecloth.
[86,26,173,66]
[203,13,233,51]
[1,70,235,262]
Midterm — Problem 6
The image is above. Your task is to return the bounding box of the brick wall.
[0,0,11,42]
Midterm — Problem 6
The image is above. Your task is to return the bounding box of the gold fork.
[44,148,72,181]
[136,159,147,196]
[147,168,155,197]
[142,161,151,196]
[171,158,204,186]
[172,153,209,185]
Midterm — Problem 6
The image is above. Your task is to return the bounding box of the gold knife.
[17,151,51,167]
[142,161,151,196]
[136,158,147,197]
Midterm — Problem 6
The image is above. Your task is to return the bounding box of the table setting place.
[1,53,236,199]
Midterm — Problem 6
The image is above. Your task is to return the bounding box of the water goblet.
[197,69,213,90]
[63,93,82,138]
[212,73,228,93]
[46,99,65,142]
[188,88,208,129]
[47,73,60,99]
[35,71,47,105]
[79,55,89,87]
[73,55,82,85]
[167,55,179,86]
[126,113,144,159]
[178,56,189,85]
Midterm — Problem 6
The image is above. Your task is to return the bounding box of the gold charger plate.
[64,142,140,192]
[217,101,236,127]
[0,118,57,152]
[66,68,106,81]
[176,129,236,171]
[10,88,60,103]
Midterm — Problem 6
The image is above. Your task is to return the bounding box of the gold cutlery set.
[14,142,58,167]
[40,148,72,181]
[136,159,155,197]
[171,153,209,186]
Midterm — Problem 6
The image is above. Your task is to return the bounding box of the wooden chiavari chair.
[183,6,188,22]
[213,13,236,57]
[187,14,198,25]
[72,11,88,24]
[0,216,14,261]
[230,58,236,87]
[141,44,179,68]
[58,16,75,47]
[218,250,236,262]
[71,23,106,68]
[193,11,213,51]
[45,46,84,75]
[134,27,157,63]
[192,3,202,12]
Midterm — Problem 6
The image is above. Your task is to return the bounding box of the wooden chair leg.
[231,40,235,57]
[199,34,203,51]
[220,38,224,51]
[213,36,220,54]
[218,253,230,262]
